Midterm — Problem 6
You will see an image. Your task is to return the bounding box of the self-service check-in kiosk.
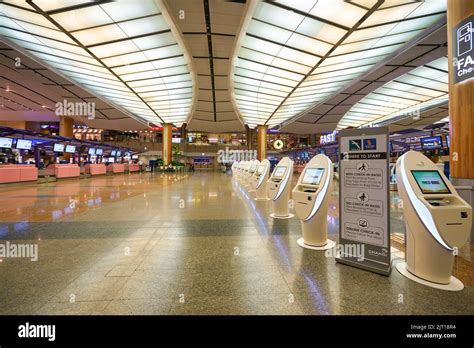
[247,160,260,192]
[254,159,271,201]
[267,157,294,219]
[231,162,238,178]
[396,151,472,291]
[237,161,246,182]
[293,154,335,250]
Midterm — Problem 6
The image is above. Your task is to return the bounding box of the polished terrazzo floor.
[0,171,472,315]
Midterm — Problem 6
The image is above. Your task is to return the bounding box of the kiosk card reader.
[267,157,294,219]
[247,160,260,192]
[254,159,271,201]
[396,151,471,291]
[293,154,335,250]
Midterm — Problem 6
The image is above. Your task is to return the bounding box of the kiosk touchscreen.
[246,160,260,191]
[396,151,471,290]
[267,157,294,219]
[293,154,334,249]
[254,159,271,201]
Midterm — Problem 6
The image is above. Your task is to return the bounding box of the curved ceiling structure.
[337,56,448,130]
[0,0,195,127]
[0,0,452,135]
[231,0,446,129]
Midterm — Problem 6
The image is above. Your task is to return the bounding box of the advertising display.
[337,127,391,275]
[420,136,442,149]
[53,143,65,152]
[301,168,324,185]
[0,137,13,149]
[65,145,76,153]
[16,139,32,150]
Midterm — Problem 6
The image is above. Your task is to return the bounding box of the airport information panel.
[302,168,324,185]
[412,170,451,194]
[337,127,390,275]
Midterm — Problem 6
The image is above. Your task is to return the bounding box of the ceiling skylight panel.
[238,48,275,65]
[309,1,368,28]
[116,15,168,37]
[358,2,421,28]
[51,6,112,32]
[285,32,332,57]
[241,35,283,56]
[296,17,347,44]
[0,4,54,28]
[99,0,160,22]
[247,21,292,45]
[72,24,128,47]
[150,56,187,70]
[276,47,319,67]
[253,2,304,31]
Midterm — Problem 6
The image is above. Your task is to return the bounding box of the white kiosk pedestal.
[254,159,270,201]
[396,151,471,291]
[247,160,260,192]
[293,154,335,250]
[267,157,294,219]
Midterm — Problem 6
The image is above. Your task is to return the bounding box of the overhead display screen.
[65,145,76,153]
[116,151,122,157]
[257,165,265,175]
[0,137,13,149]
[111,150,117,156]
[53,143,65,152]
[302,168,325,185]
[411,170,451,194]
[273,166,287,178]
[420,136,442,149]
[16,139,32,150]
[96,148,103,155]
[88,148,96,155]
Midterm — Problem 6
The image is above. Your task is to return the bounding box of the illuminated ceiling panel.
[232,0,446,129]
[337,56,448,129]
[0,0,194,126]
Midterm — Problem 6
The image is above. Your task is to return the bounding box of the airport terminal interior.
[0,0,473,316]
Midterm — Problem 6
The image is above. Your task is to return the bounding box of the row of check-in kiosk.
[232,152,472,291]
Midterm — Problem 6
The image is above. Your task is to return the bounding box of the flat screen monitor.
[0,137,13,149]
[65,145,76,153]
[53,143,65,152]
[302,168,325,185]
[421,136,442,149]
[257,164,265,175]
[88,148,96,155]
[116,151,122,157]
[111,150,117,156]
[446,135,450,148]
[411,170,451,194]
[273,166,287,178]
[96,148,103,155]
[108,157,115,163]
[250,164,257,172]
[16,139,32,150]
[172,138,181,143]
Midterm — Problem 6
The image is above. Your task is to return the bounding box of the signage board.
[336,127,391,275]
[452,15,474,84]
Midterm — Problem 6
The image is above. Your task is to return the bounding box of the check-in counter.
[0,165,38,184]
[125,163,140,172]
[84,164,106,175]
[45,164,80,179]
[107,163,125,174]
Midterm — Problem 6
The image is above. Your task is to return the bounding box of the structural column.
[257,125,268,161]
[447,0,474,181]
[59,116,74,138]
[162,123,173,165]
[59,116,74,161]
